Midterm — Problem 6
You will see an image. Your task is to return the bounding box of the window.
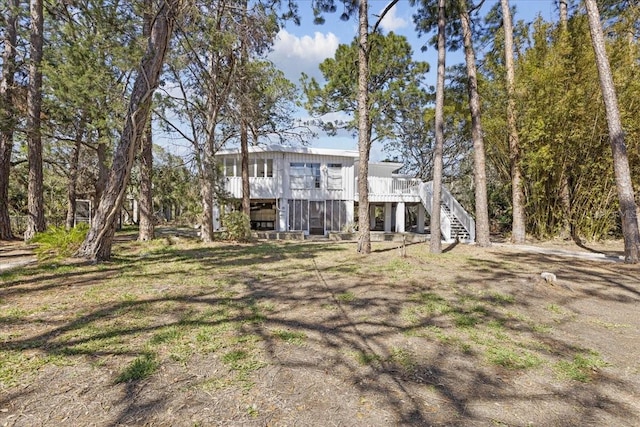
[224,157,236,177]
[250,158,258,177]
[265,159,273,177]
[290,162,320,189]
[248,158,274,177]
[327,163,342,190]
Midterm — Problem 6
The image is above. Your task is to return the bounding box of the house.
[214,145,475,242]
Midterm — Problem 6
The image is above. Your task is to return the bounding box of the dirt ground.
[1,233,639,426]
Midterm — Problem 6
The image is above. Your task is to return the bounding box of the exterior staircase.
[415,181,475,243]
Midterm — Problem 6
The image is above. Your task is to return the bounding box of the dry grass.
[1,229,639,426]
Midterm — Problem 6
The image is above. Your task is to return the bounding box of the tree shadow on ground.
[1,234,638,426]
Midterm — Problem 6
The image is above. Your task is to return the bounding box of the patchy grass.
[272,329,307,345]
[485,346,543,370]
[1,230,636,426]
[336,291,356,303]
[554,351,610,382]
[115,352,158,383]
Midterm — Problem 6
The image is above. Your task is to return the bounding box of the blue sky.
[157,1,562,161]
[267,0,561,160]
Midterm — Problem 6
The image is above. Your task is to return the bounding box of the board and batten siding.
[218,151,356,201]
[282,153,355,201]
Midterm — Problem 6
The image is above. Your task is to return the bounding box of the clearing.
[1,230,639,426]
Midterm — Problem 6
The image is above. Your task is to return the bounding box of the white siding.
[282,153,355,201]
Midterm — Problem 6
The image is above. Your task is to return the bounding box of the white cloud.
[268,29,340,85]
[378,4,408,33]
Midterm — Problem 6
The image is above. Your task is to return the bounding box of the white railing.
[359,177,423,196]
[419,182,452,241]
[418,182,475,242]
[224,177,277,199]
[441,185,475,242]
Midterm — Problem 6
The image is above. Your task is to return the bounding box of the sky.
[266,0,562,161]
[157,1,562,162]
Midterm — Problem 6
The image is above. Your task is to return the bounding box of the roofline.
[216,144,360,158]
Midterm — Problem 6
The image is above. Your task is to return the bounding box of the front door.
[309,201,325,235]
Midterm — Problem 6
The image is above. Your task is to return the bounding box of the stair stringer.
[417,181,475,243]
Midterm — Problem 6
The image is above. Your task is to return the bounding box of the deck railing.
[224,177,277,198]
[226,176,424,198]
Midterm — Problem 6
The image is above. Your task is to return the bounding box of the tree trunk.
[559,0,568,27]
[24,0,46,241]
[500,0,525,244]
[0,0,19,240]
[430,0,446,254]
[584,0,640,263]
[558,1,572,240]
[240,0,250,218]
[95,140,108,209]
[138,0,155,242]
[559,172,573,239]
[138,122,155,240]
[241,119,250,216]
[77,0,181,260]
[199,155,215,242]
[65,118,85,230]
[356,0,371,254]
[200,53,220,243]
[459,0,491,247]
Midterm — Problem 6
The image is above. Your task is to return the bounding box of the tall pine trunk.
[77,0,181,260]
[199,160,215,243]
[95,140,108,209]
[0,0,19,240]
[240,0,250,218]
[356,0,371,254]
[459,0,490,246]
[24,0,46,241]
[584,0,640,263]
[430,0,446,254]
[240,120,250,216]
[200,54,220,243]
[65,118,85,230]
[500,0,525,244]
[138,0,155,241]
[558,0,573,240]
[138,122,155,240]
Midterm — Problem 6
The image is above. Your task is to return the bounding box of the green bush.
[221,211,251,241]
[30,223,89,261]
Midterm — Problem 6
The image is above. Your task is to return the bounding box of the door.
[309,201,325,235]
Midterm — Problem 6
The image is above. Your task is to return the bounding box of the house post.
[212,203,221,231]
[346,201,355,229]
[369,204,376,230]
[132,198,139,224]
[277,198,287,231]
[395,202,405,233]
[384,202,392,232]
[417,203,426,233]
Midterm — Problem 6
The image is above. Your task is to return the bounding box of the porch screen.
[326,200,348,232]
[288,199,309,231]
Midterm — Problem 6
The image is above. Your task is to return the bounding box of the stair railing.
[440,185,475,242]
[418,182,453,242]
[418,181,476,242]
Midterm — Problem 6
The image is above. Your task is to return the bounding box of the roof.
[215,144,360,158]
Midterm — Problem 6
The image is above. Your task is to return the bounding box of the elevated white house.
[214,145,475,242]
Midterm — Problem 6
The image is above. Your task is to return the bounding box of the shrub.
[221,211,251,241]
[30,223,89,261]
